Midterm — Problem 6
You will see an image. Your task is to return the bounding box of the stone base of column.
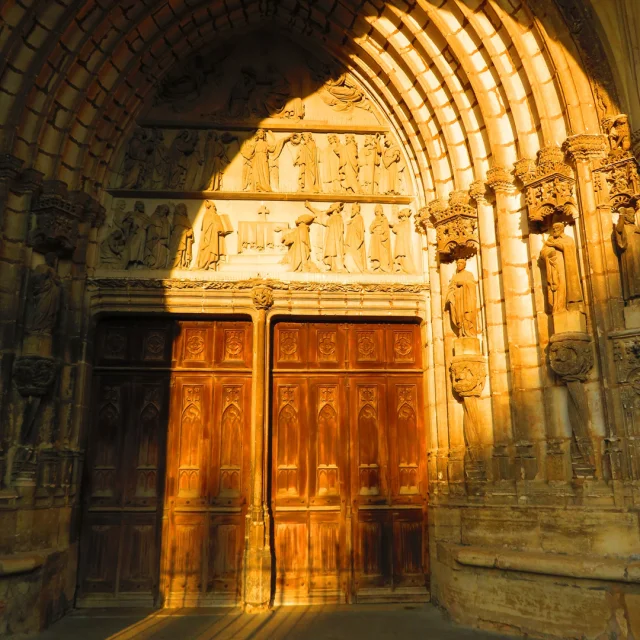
[243,546,272,611]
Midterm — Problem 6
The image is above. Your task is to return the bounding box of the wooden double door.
[272,322,428,604]
[78,319,253,607]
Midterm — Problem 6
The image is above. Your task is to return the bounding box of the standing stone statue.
[613,205,640,301]
[305,201,345,272]
[391,207,416,274]
[344,203,367,273]
[120,127,154,189]
[145,204,172,269]
[361,134,381,194]
[167,130,200,190]
[169,203,194,268]
[26,253,61,335]
[240,129,291,192]
[99,200,128,269]
[381,136,401,195]
[445,258,478,338]
[123,201,150,269]
[280,213,318,273]
[293,133,320,193]
[197,200,231,270]
[540,222,583,313]
[322,135,342,193]
[201,131,232,191]
[369,204,392,272]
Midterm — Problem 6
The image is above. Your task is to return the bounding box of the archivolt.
[0,0,617,202]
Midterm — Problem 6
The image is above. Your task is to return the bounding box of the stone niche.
[97,33,423,282]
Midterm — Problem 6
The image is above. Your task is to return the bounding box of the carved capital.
[450,355,486,397]
[468,180,487,203]
[425,192,479,259]
[252,285,274,310]
[485,167,515,194]
[514,146,577,225]
[548,332,593,383]
[563,134,608,163]
[12,356,59,397]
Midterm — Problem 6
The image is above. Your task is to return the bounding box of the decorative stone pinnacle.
[486,167,515,193]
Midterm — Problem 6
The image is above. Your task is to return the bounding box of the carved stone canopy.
[12,356,59,398]
[418,191,479,260]
[514,146,577,227]
[29,181,105,257]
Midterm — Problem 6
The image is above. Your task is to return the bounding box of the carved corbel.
[548,332,596,478]
[252,285,274,310]
[450,355,487,482]
[421,191,479,261]
[514,146,578,228]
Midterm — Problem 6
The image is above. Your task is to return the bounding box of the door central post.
[243,285,274,610]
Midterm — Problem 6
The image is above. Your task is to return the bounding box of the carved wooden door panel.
[272,322,428,605]
[78,320,172,607]
[161,320,252,606]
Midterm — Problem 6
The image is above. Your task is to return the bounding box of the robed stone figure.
[281,213,318,273]
[344,203,367,273]
[26,253,61,335]
[445,258,478,337]
[540,222,583,313]
[613,206,640,301]
[391,207,415,274]
[145,204,171,269]
[305,201,345,272]
[169,203,194,268]
[369,204,392,272]
[197,201,229,270]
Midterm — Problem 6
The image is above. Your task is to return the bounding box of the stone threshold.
[446,544,640,583]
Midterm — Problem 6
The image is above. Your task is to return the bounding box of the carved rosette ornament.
[548,332,596,478]
[251,285,274,310]
[418,191,479,260]
[514,146,578,226]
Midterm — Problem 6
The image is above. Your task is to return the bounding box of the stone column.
[486,167,546,481]
[243,284,274,610]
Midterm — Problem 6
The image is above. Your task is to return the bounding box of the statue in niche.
[381,136,402,195]
[369,204,392,273]
[305,201,345,272]
[281,213,318,273]
[145,204,171,269]
[613,205,640,301]
[169,203,194,268]
[391,207,416,274]
[25,253,61,335]
[319,73,371,113]
[540,222,584,313]
[362,134,381,194]
[292,133,320,193]
[201,131,235,191]
[99,200,128,269]
[122,201,150,269]
[167,130,200,190]
[445,258,478,338]
[197,200,232,270]
[120,127,155,189]
[329,135,360,193]
[240,129,291,192]
[344,203,367,273]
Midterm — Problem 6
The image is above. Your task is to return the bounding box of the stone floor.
[34,604,517,640]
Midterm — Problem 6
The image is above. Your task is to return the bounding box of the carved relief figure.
[391,208,416,274]
[329,135,359,193]
[122,201,150,269]
[613,205,640,300]
[26,253,61,335]
[167,130,200,190]
[381,136,402,195]
[369,204,392,273]
[169,203,194,268]
[320,73,371,112]
[228,67,257,118]
[145,204,171,269]
[241,129,291,192]
[362,134,381,194]
[99,200,128,269]
[445,259,478,338]
[201,131,234,191]
[228,66,293,119]
[120,128,154,189]
[197,200,231,270]
[605,114,632,153]
[344,203,367,273]
[281,213,318,272]
[305,201,345,272]
[540,222,584,313]
[322,135,342,193]
[293,133,319,193]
